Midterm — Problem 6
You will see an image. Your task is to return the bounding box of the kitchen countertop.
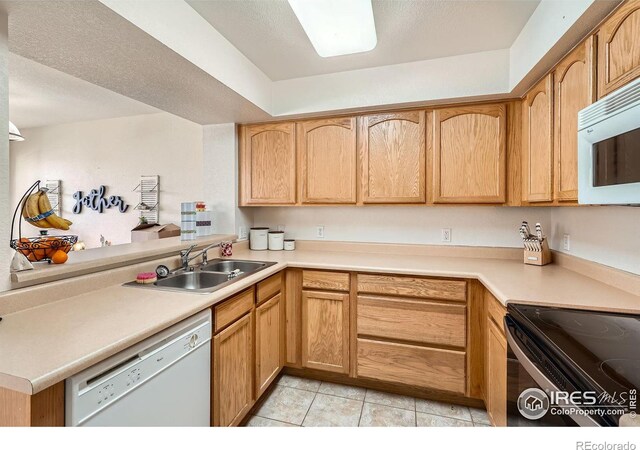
[1,244,639,395]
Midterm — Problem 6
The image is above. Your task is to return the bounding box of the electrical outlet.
[563,234,571,251]
[277,224,285,232]
[238,226,247,240]
[316,226,325,239]
[441,228,452,243]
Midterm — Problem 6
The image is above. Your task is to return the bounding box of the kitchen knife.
[519,226,530,250]
[535,223,543,242]
[522,221,533,239]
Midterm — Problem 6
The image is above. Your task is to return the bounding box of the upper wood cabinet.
[597,1,640,98]
[522,74,554,203]
[432,104,507,203]
[239,123,296,205]
[301,290,350,374]
[358,111,426,203]
[297,118,357,204]
[553,37,596,202]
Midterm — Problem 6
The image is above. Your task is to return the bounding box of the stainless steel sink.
[154,271,230,290]
[200,259,268,274]
[123,258,277,294]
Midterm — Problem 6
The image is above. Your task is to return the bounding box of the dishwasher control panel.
[65,310,212,426]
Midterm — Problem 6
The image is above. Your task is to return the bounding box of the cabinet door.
[358,111,426,203]
[523,75,554,202]
[240,123,296,205]
[597,1,640,98]
[301,290,350,373]
[255,293,283,398]
[433,104,506,203]
[554,37,596,202]
[213,312,253,427]
[297,118,357,204]
[486,318,507,427]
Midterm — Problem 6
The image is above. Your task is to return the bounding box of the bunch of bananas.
[21,189,72,231]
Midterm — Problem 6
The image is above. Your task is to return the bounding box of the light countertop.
[1,244,639,395]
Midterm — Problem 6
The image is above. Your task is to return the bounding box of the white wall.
[10,113,203,249]
[0,12,10,291]
[202,123,252,237]
[549,207,640,276]
[253,206,552,248]
[272,49,510,116]
[254,205,640,276]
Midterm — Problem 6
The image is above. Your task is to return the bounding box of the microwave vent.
[578,77,640,130]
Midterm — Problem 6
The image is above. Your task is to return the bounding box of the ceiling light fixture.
[9,121,24,142]
[288,0,377,58]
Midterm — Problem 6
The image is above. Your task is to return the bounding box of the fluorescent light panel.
[288,0,377,58]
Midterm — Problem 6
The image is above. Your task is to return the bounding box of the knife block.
[523,239,552,266]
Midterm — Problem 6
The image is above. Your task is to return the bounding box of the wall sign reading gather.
[73,186,129,214]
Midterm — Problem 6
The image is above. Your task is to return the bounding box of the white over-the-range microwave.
[578,77,640,205]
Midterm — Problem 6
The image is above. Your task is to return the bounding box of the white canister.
[268,231,285,251]
[284,239,296,251]
[249,227,269,250]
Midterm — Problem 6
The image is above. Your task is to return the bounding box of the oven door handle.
[505,321,600,427]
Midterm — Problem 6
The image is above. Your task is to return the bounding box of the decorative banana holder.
[10,180,77,263]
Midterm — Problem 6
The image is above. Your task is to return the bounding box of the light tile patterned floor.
[246,375,492,427]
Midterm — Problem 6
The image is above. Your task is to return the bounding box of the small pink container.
[220,241,233,257]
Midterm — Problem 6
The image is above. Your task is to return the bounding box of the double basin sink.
[126,259,277,294]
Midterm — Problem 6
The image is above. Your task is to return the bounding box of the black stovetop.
[508,304,640,398]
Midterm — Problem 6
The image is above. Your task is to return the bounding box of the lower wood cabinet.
[212,311,254,427]
[357,338,467,394]
[357,295,466,348]
[301,290,350,374]
[485,292,507,427]
[255,293,284,397]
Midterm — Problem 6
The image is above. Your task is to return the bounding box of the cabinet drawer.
[357,338,466,394]
[215,287,254,332]
[257,272,282,305]
[357,274,466,301]
[302,270,350,292]
[486,291,506,334]
[357,295,466,348]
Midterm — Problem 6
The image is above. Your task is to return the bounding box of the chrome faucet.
[180,242,221,271]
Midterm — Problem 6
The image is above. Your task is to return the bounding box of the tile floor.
[245,375,492,427]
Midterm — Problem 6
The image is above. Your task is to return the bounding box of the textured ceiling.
[1,0,271,125]
[187,0,541,81]
[9,53,159,129]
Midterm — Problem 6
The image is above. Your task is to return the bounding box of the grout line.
[363,399,416,412]
[252,414,301,427]
[299,390,318,427]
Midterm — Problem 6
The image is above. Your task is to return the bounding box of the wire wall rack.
[132,175,159,224]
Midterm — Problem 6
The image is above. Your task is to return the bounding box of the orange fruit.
[30,242,48,261]
[17,238,31,257]
[43,237,60,258]
[51,250,68,264]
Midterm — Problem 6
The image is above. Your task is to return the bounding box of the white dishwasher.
[66,309,212,427]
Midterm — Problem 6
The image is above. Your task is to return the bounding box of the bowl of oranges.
[11,235,78,264]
